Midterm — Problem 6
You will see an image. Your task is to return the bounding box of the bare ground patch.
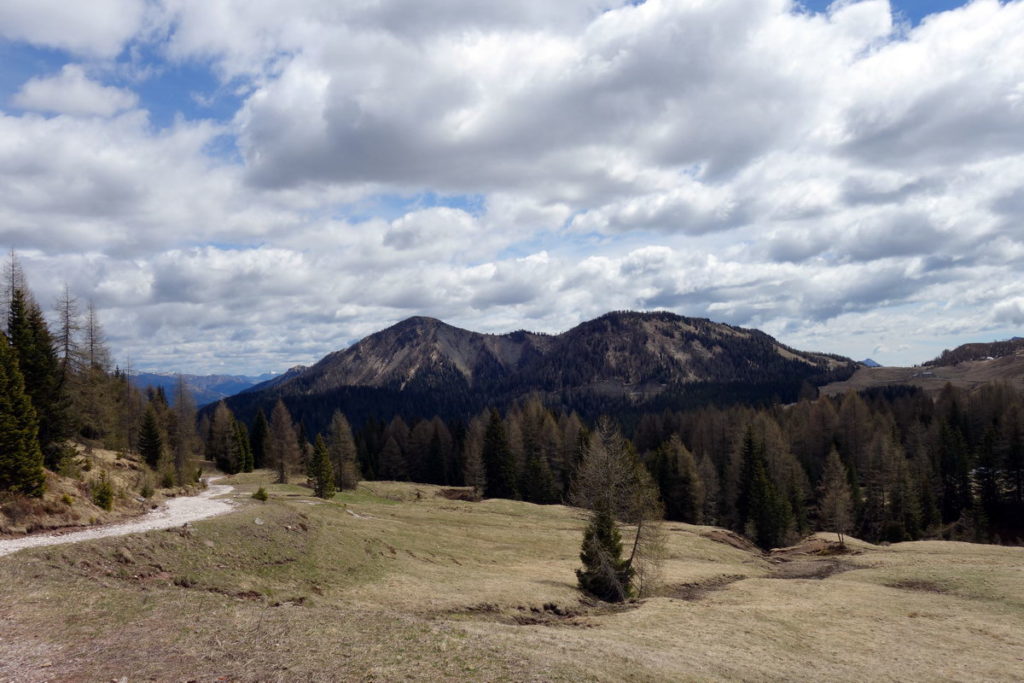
[448,598,636,628]
[885,579,950,594]
[665,573,747,601]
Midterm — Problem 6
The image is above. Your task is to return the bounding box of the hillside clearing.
[1,474,1022,681]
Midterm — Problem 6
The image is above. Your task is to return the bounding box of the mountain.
[860,358,882,367]
[923,338,1024,367]
[133,372,279,407]
[219,311,856,431]
[822,339,1024,398]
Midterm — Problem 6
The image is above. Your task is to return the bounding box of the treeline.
[268,384,1022,548]
[0,252,202,498]
[202,399,360,493]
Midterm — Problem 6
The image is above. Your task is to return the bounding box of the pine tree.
[0,333,45,496]
[311,435,335,499]
[138,405,163,469]
[576,507,634,602]
[818,448,853,546]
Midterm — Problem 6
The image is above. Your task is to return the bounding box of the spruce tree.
[576,506,634,602]
[233,420,253,473]
[311,435,335,499]
[482,409,518,499]
[138,405,163,469]
[8,286,70,468]
[250,409,269,469]
[738,427,792,549]
[0,333,45,496]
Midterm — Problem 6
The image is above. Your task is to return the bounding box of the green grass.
[1,472,1023,681]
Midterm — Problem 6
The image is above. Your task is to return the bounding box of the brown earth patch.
[436,488,479,502]
[666,574,747,601]
[701,528,761,553]
[886,579,949,594]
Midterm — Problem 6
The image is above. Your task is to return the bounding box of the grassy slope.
[1,473,1022,682]
[821,356,1024,397]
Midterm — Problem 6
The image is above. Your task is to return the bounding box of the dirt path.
[0,478,235,558]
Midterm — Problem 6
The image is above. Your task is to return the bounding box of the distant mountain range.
[217,311,857,431]
[132,372,279,407]
[860,358,882,367]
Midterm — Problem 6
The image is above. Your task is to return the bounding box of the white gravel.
[0,478,235,558]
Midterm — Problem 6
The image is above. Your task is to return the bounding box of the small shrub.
[160,471,174,489]
[61,493,74,506]
[140,480,154,499]
[92,473,114,511]
[81,458,93,473]
[252,486,269,502]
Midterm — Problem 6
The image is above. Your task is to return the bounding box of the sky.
[1,0,1022,375]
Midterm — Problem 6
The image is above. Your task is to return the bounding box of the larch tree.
[326,410,360,490]
[206,401,236,474]
[268,400,299,484]
[377,435,408,480]
[172,375,197,485]
[818,448,853,546]
[462,414,486,497]
[572,418,664,600]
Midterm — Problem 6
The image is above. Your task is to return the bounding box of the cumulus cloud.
[13,65,138,116]
[2,0,1024,372]
[0,0,146,58]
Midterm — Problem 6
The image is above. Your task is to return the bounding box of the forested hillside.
[221,311,857,432]
[226,385,1020,547]
[0,253,203,531]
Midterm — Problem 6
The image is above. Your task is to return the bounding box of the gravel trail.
[0,478,235,558]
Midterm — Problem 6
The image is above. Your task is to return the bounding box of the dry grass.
[822,355,1024,397]
[1,474,1022,681]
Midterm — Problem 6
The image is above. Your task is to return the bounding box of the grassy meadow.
[1,471,1022,681]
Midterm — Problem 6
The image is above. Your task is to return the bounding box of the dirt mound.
[436,488,479,502]
[701,528,761,553]
[771,536,857,557]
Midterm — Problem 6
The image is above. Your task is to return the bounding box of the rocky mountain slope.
[221,311,855,428]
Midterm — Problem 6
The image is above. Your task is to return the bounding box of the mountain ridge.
[219,310,857,430]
